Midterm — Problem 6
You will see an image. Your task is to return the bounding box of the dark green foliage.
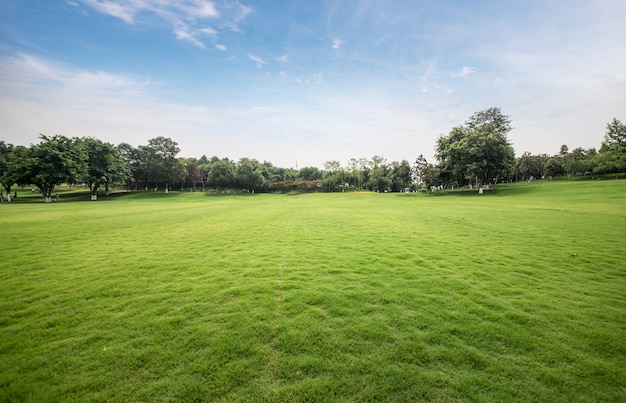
[208,158,236,190]
[436,108,516,185]
[83,137,129,196]
[19,135,88,201]
[390,160,412,191]
[0,141,15,193]
[594,118,626,174]
[144,137,185,191]
[517,151,549,180]
[236,158,265,191]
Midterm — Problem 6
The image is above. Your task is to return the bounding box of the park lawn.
[0,180,624,402]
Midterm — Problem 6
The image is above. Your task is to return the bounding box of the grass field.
[1,180,625,402]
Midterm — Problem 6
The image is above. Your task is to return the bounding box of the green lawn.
[1,180,625,402]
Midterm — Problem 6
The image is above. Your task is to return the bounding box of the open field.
[1,180,625,402]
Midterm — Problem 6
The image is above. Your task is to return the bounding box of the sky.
[1,0,625,168]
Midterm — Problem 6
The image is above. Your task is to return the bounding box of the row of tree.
[414,111,625,191]
[1,108,624,201]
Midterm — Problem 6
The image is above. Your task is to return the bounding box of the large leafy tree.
[563,147,596,176]
[517,152,549,180]
[436,107,515,186]
[144,137,185,192]
[118,142,148,189]
[0,141,15,194]
[83,137,128,199]
[208,158,236,190]
[367,155,389,191]
[543,156,566,178]
[322,160,344,191]
[390,159,412,191]
[601,118,626,149]
[236,158,265,192]
[18,135,88,202]
[413,154,441,192]
[299,166,323,181]
[595,118,626,174]
[182,158,202,190]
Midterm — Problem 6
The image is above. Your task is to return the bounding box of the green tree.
[601,118,626,149]
[413,155,441,192]
[390,160,412,191]
[594,118,626,174]
[183,158,202,190]
[236,158,265,192]
[299,166,323,181]
[20,135,88,202]
[144,137,185,192]
[367,156,389,192]
[564,147,595,176]
[83,137,128,200]
[543,156,566,178]
[413,154,429,187]
[436,108,515,186]
[421,163,442,192]
[208,159,236,190]
[0,141,15,194]
[465,107,513,135]
[117,142,143,189]
[517,152,549,180]
[322,160,344,191]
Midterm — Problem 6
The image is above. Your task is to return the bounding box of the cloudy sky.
[1,0,625,168]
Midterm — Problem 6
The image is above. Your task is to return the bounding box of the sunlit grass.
[1,180,625,401]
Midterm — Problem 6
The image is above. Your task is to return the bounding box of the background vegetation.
[1,110,624,198]
[1,180,624,401]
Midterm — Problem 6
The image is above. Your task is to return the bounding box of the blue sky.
[1,0,625,168]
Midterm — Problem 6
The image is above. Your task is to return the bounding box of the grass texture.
[0,180,625,402]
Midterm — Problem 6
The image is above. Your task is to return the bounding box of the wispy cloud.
[200,27,217,35]
[82,0,136,24]
[248,54,266,68]
[78,0,251,48]
[332,38,343,49]
[454,66,476,77]
[174,23,205,48]
[275,54,289,63]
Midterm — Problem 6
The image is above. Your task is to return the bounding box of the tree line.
[1,108,624,201]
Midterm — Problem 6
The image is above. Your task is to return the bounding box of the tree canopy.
[436,107,515,186]
[18,135,88,202]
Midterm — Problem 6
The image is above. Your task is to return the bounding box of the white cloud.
[78,0,252,48]
[275,55,289,63]
[186,0,219,18]
[332,38,343,49]
[455,66,476,77]
[248,54,266,68]
[200,27,217,35]
[218,1,253,32]
[82,0,136,24]
[174,24,206,48]
[215,43,227,51]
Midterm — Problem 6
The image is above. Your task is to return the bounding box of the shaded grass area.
[1,180,625,401]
